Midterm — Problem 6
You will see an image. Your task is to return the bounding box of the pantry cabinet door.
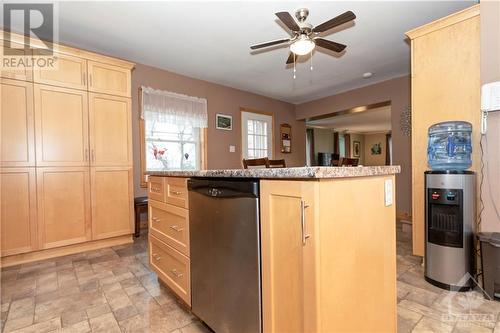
[89,93,132,167]
[34,85,89,167]
[0,40,33,81]
[88,61,131,97]
[1,168,37,256]
[1,79,35,167]
[91,167,133,240]
[260,180,317,333]
[37,167,91,249]
[33,53,87,90]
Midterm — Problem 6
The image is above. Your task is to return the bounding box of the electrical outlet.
[229,145,235,153]
[384,179,393,207]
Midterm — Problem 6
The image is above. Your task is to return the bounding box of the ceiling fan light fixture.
[290,35,315,56]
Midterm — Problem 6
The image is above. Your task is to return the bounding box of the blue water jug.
[427,121,472,171]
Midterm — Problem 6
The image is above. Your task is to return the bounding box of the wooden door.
[37,167,91,249]
[89,93,132,167]
[260,180,317,333]
[34,84,89,166]
[0,40,33,81]
[1,168,37,256]
[88,61,131,97]
[1,79,35,167]
[33,52,87,90]
[91,167,133,240]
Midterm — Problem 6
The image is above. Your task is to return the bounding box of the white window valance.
[141,86,208,128]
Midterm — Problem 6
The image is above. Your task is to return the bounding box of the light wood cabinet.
[34,84,89,167]
[149,200,190,256]
[88,61,131,97]
[406,5,480,256]
[1,168,37,256]
[148,176,167,203]
[149,234,191,305]
[1,79,35,167]
[0,40,33,81]
[33,53,87,90]
[91,167,133,240]
[260,176,397,333]
[37,167,91,249]
[166,177,189,208]
[89,93,132,167]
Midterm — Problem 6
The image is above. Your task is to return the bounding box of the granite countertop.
[145,166,400,179]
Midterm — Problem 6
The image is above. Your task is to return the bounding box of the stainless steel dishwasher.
[188,178,261,333]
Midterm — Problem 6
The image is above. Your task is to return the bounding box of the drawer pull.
[169,225,184,232]
[170,190,183,195]
[170,269,183,278]
[152,253,162,261]
[152,217,161,222]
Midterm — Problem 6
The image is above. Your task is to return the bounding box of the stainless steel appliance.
[188,178,261,333]
[425,171,476,291]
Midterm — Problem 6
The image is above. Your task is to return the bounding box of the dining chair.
[242,157,269,169]
[340,158,359,166]
[267,159,286,168]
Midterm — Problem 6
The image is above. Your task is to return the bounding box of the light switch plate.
[229,145,235,153]
[384,179,393,207]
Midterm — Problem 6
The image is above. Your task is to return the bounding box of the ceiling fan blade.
[250,38,290,50]
[315,38,347,53]
[286,53,295,64]
[275,12,300,32]
[313,11,356,33]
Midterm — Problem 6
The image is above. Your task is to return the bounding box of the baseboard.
[0,235,133,268]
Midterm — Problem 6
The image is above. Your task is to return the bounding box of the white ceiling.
[307,105,392,132]
[5,1,475,104]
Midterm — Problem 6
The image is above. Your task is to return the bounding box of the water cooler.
[424,171,476,290]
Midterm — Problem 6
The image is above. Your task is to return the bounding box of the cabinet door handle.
[170,190,182,195]
[169,225,184,232]
[301,200,310,245]
[170,269,183,278]
[152,217,161,222]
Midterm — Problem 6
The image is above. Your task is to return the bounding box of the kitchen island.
[146,166,400,333]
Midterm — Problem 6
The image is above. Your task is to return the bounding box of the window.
[140,87,207,185]
[241,110,273,159]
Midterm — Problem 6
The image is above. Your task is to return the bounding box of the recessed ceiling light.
[363,72,373,78]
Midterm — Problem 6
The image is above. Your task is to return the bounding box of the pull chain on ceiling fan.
[250,8,356,78]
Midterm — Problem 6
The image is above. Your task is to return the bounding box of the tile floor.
[1,226,499,333]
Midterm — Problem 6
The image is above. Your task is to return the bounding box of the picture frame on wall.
[353,141,361,157]
[215,114,232,130]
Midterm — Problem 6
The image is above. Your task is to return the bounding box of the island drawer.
[166,177,188,208]
[149,200,189,256]
[148,176,166,203]
[149,234,191,306]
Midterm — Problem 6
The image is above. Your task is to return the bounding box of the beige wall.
[349,133,365,165]
[132,63,306,196]
[295,76,411,215]
[364,133,387,166]
[480,0,500,232]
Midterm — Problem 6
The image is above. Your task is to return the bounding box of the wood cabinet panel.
[37,167,91,249]
[260,180,317,333]
[34,84,89,166]
[406,7,480,256]
[88,61,131,97]
[1,168,37,256]
[166,177,188,208]
[149,200,189,256]
[91,167,133,240]
[0,40,33,81]
[89,93,132,167]
[149,234,191,305]
[1,79,35,167]
[148,176,167,203]
[33,53,87,90]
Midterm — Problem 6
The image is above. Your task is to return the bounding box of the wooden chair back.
[340,158,359,166]
[331,159,341,167]
[242,157,269,169]
[267,159,286,168]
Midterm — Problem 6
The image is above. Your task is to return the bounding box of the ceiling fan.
[250,8,356,64]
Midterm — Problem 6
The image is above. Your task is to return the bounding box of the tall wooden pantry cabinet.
[1,31,135,266]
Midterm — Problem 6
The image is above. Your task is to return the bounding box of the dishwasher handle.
[188,179,259,199]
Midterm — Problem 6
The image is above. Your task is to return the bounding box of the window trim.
[240,107,275,161]
[139,90,207,188]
